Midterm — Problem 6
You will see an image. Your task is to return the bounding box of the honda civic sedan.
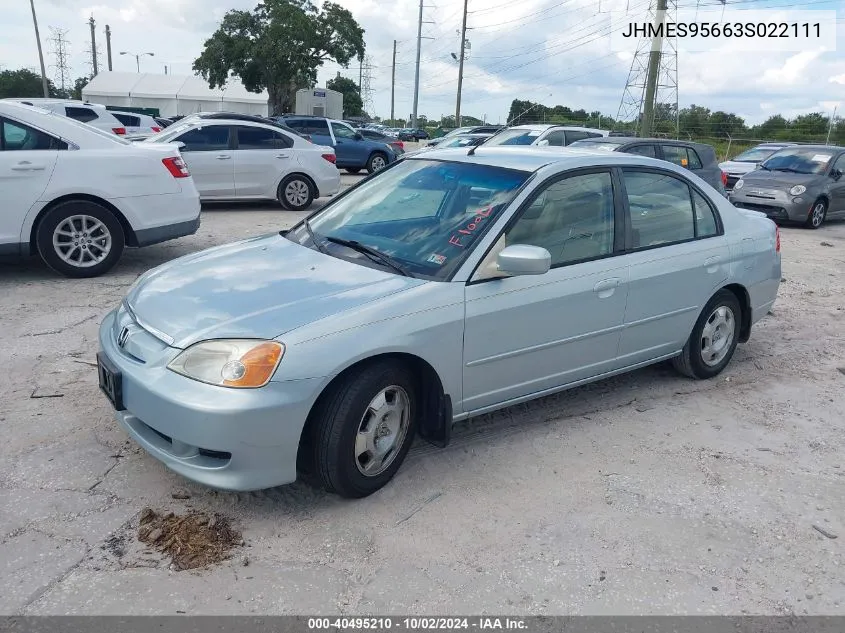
[98,146,781,498]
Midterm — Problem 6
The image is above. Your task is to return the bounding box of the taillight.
[721,170,727,186]
[162,156,190,178]
[775,226,781,253]
[151,127,162,133]
[112,127,126,135]
[322,153,336,164]
[395,141,404,150]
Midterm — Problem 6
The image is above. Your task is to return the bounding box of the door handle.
[274,154,290,159]
[11,162,46,171]
[593,277,621,298]
[704,255,721,273]
[215,155,232,160]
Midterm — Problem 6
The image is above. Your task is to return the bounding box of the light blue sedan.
[97,147,781,498]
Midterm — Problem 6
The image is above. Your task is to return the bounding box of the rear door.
[233,125,294,198]
[170,124,234,198]
[623,143,658,158]
[331,121,364,167]
[0,117,61,250]
[828,152,845,217]
[616,168,729,365]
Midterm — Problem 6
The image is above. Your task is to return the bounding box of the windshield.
[732,147,781,163]
[568,140,623,151]
[289,159,530,280]
[482,128,543,146]
[760,148,832,175]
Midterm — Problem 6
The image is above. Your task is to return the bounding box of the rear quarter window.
[64,106,99,123]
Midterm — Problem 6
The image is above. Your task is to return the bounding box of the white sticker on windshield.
[812,154,832,162]
[527,131,541,137]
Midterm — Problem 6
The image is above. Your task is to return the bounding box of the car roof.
[408,145,667,172]
[772,144,843,150]
[0,101,129,147]
[507,124,606,133]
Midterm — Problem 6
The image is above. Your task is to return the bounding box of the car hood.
[719,160,758,175]
[736,170,824,189]
[125,234,425,348]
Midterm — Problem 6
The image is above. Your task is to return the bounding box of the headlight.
[167,339,284,388]
[734,179,744,190]
[789,185,806,196]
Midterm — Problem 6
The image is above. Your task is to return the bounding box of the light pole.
[120,51,154,73]
[29,0,50,97]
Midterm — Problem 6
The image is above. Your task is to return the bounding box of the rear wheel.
[805,199,827,229]
[672,289,741,379]
[310,361,418,498]
[345,168,361,175]
[36,200,124,278]
[366,152,387,174]
[277,174,314,211]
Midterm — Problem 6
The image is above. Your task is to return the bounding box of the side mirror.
[354,132,363,141]
[830,168,842,181]
[536,139,550,147]
[496,245,551,276]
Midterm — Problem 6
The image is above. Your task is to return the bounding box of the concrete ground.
[0,177,843,615]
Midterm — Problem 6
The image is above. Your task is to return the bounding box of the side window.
[564,130,590,145]
[662,145,701,169]
[285,120,305,130]
[692,189,719,238]
[65,106,99,123]
[585,132,603,139]
[309,120,330,135]
[504,171,615,266]
[1,119,66,151]
[331,122,357,139]
[175,126,230,152]
[831,153,845,172]
[623,170,695,247]
[625,144,657,158]
[544,130,566,146]
[237,126,283,150]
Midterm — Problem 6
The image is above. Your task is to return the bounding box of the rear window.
[663,145,702,170]
[65,106,99,123]
[484,129,543,146]
[112,113,140,127]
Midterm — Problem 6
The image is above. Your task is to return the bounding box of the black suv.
[569,137,728,196]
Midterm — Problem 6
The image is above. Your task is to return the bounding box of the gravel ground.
[0,180,843,615]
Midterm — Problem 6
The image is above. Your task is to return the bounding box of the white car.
[483,124,608,148]
[3,98,128,136]
[108,110,163,136]
[0,101,200,278]
[142,118,341,210]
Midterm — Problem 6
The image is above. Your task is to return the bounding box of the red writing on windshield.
[448,206,493,248]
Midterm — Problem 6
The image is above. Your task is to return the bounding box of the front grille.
[734,202,788,218]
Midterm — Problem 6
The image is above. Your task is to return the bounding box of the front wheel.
[805,199,827,229]
[672,289,741,379]
[277,175,314,211]
[366,152,387,174]
[310,361,418,498]
[36,200,125,278]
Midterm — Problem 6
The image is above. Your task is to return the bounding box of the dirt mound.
[138,507,242,571]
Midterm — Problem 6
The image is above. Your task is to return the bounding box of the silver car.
[97,147,781,497]
[730,145,845,228]
[719,142,796,191]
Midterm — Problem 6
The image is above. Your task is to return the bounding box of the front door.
[462,170,629,413]
[0,117,60,250]
[173,124,234,198]
[233,125,294,198]
[616,168,730,365]
[331,121,364,167]
[827,153,845,218]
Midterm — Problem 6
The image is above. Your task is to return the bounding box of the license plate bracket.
[97,352,125,411]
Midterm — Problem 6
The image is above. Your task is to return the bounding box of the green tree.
[678,104,711,137]
[755,115,788,139]
[326,75,363,117]
[0,68,54,99]
[72,76,89,100]
[792,112,828,137]
[193,0,365,115]
[708,111,746,138]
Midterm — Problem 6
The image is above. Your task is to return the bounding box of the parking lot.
[1,169,844,615]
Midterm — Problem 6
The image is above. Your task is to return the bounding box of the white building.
[82,71,268,117]
[295,87,343,120]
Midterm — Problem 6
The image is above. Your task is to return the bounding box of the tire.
[36,200,125,278]
[277,174,314,211]
[672,289,742,380]
[310,361,418,498]
[805,199,827,229]
[345,168,361,175]
[366,152,388,174]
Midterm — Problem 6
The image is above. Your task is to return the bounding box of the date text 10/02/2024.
[307,618,528,630]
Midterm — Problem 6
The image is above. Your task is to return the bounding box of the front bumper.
[98,308,324,491]
[730,190,812,223]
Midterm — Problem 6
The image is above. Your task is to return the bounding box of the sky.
[3,0,845,127]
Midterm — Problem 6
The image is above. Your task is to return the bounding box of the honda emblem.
[117,326,130,348]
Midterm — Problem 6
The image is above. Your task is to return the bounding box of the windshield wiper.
[301,219,327,254]
[324,236,412,277]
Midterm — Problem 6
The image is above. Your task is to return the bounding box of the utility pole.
[89,15,98,76]
[826,106,838,145]
[48,27,71,96]
[639,0,667,137]
[29,0,50,97]
[105,24,112,71]
[455,0,469,127]
[391,40,397,125]
[412,0,424,129]
[164,65,168,75]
